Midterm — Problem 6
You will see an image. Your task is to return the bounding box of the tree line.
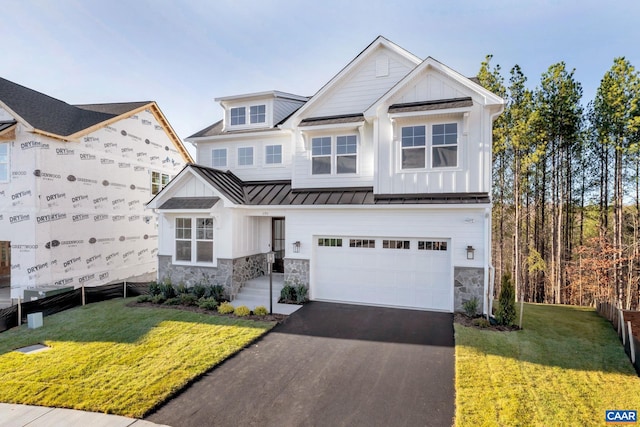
[478,56,640,310]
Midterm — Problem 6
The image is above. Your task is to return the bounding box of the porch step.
[231,273,301,315]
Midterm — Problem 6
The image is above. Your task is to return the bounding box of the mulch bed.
[453,313,520,331]
[128,301,288,323]
[623,310,640,341]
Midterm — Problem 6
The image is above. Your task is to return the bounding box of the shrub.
[280,284,295,302]
[217,302,235,314]
[206,284,226,302]
[179,293,198,306]
[472,317,490,328]
[160,282,176,299]
[137,295,152,303]
[197,297,219,310]
[295,285,308,304]
[151,295,166,304]
[164,297,181,306]
[149,281,161,296]
[176,282,189,295]
[234,305,251,317]
[462,297,479,317]
[496,271,516,326]
[192,284,207,299]
[253,306,268,316]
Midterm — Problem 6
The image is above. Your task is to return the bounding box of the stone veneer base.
[454,266,485,313]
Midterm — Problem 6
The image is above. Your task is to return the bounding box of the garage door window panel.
[383,240,410,249]
[318,238,343,247]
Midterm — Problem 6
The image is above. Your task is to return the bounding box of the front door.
[272,218,285,273]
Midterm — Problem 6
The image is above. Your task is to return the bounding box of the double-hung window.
[230,107,246,125]
[400,122,458,169]
[175,217,213,263]
[311,134,358,175]
[0,143,8,182]
[336,135,357,173]
[212,148,227,168]
[311,137,331,174]
[238,147,254,166]
[432,123,457,167]
[401,126,426,169]
[265,145,282,164]
[250,105,266,123]
[151,171,170,195]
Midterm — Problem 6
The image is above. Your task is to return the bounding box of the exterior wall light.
[466,245,475,260]
[293,241,301,253]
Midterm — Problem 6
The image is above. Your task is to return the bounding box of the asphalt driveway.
[146,302,454,427]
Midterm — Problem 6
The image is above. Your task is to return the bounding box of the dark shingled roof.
[0,77,148,137]
[182,164,489,206]
[75,102,151,116]
[299,113,365,127]
[0,120,16,133]
[188,119,285,138]
[159,197,220,210]
[388,97,473,114]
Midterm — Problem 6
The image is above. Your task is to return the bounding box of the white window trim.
[230,107,246,126]
[173,216,216,267]
[264,144,284,167]
[237,146,255,167]
[211,148,227,168]
[227,103,270,129]
[309,134,359,176]
[396,118,462,173]
[0,143,9,183]
[151,170,171,195]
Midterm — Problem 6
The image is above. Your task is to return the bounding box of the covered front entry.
[312,236,452,311]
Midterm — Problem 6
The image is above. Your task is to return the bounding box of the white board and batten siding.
[284,207,488,312]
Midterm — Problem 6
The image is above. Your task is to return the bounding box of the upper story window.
[212,148,227,168]
[250,105,266,123]
[265,144,282,164]
[432,123,457,167]
[238,146,254,166]
[151,171,170,195]
[230,107,246,125]
[311,137,331,174]
[311,134,358,175]
[0,143,8,182]
[401,122,458,169]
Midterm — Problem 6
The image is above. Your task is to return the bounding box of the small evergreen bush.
[280,284,295,302]
[253,306,268,316]
[472,317,490,328]
[217,302,235,314]
[462,297,479,317]
[149,281,161,296]
[496,271,516,326]
[295,285,308,303]
[234,305,251,317]
[206,284,226,302]
[179,293,198,306]
[197,297,219,310]
[160,282,176,299]
[151,295,166,304]
[164,297,181,306]
[192,284,207,299]
[176,282,189,295]
[137,295,152,303]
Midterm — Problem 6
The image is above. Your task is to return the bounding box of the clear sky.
[2,0,638,155]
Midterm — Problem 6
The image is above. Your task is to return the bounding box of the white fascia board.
[238,203,491,211]
[187,129,289,143]
[388,106,473,121]
[215,91,308,103]
[298,121,365,133]
[156,209,215,214]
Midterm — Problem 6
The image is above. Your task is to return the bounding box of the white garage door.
[313,236,452,311]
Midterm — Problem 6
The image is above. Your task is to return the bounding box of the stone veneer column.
[454,266,485,313]
[283,258,309,288]
[230,253,267,299]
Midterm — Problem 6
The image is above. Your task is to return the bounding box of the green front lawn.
[455,303,640,426]
[0,298,276,417]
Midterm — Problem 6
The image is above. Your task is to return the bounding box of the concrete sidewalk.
[0,403,170,427]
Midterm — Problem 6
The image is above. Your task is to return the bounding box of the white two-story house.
[147,36,503,313]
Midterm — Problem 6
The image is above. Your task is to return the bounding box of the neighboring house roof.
[0,77,193,162]
[152,164,489,208]
[388,97,473,114]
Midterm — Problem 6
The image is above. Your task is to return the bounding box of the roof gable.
[364,57,504,117]
[282,36,422,126]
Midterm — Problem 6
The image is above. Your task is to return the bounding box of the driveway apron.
[146,301,454,427]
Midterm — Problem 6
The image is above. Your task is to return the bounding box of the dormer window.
[230,107,246,125]
[250,105,266,123]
